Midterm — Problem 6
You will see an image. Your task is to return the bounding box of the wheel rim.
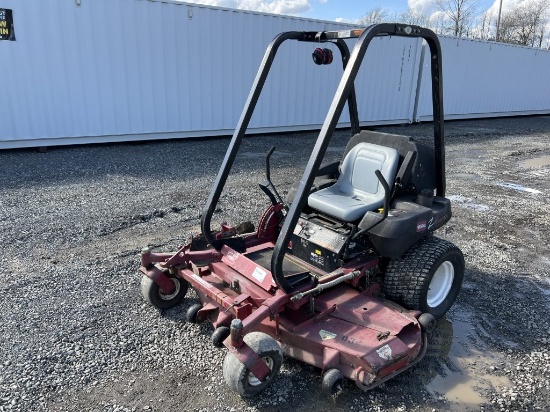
[247,356,274,387]
[427,261,454,308]
[158,278,180,301]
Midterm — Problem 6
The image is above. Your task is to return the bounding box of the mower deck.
[173,242,425,388]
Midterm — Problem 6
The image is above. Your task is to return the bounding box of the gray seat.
[308,142,399,222]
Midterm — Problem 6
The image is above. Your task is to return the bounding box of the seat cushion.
[308,143,399,221]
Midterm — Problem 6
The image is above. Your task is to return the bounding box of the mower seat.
[308,142,399,222]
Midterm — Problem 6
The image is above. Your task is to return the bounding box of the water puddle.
[419,314,511,411]
[531,275,550,300]
[520,155,550,169]
[496,182,542,195]
[447,194,490,211]
[453,173,482,181]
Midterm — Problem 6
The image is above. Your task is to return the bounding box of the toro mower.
[139,23,464,396]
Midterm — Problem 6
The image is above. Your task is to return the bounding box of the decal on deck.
[252,267,267,282]
[319,330,337,340]
[376,344,392,360]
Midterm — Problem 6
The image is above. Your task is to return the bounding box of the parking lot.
[1,115,549,411]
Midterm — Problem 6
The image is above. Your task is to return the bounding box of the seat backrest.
[336,142,399,199]
[343,130,436,194]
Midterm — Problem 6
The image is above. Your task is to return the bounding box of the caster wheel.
[223,332,282,396]
[418,313,436,334]
[186,303,203,323]
[212,326,230,348]
[322,368,344,395]
[140,273,188,310]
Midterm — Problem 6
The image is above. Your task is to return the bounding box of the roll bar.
[201,23,445,293]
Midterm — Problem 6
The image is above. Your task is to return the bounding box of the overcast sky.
[184,0,512,22]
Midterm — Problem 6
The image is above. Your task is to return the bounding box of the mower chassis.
[139,23,446,393]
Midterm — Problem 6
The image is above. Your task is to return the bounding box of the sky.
[185,0,503,23]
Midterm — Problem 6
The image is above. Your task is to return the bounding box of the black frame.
[200,23,445,293]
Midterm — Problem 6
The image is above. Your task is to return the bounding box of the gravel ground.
[1,115,549,411]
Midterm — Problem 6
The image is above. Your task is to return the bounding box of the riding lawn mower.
[139,23,464,396]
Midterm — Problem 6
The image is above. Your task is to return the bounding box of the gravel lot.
[1,115,549,412]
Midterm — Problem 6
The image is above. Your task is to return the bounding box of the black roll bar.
[201,31,359,249]
[201,24,445,293]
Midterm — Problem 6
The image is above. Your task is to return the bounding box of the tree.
[358,6,389,25]
[435,0,480,37]
[498,0,549,47]
[397,8,431,28]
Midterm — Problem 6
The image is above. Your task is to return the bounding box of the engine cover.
[290,217,348,272]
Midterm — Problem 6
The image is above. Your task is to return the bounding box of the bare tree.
[435,0,480,37]
[358,6,389,25]
[498,0,549,47]
[397,8,431,28]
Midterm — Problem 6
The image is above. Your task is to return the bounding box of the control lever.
[259,146,288,210]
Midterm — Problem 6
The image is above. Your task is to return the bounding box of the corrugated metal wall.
[1,0,549,149]
[416,36,550,121]
[0,0,421,148]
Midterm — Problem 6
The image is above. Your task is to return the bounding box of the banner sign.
[0,8,15,41]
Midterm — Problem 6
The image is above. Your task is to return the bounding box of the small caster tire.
[212,326,231,348]
[186,303,203,323]
[140,273,188,310]
[418,313,436,334]
[223,332,282,396]
[322,368,344,395]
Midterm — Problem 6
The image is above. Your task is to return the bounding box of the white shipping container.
[415,36,550,121]
[0,0,421,149]
[1,0,549,149]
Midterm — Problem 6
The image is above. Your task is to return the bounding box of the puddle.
[447,194,490,211]
[453,173,482,181]
[530,275,550,299]
[520,155,550,169]
[496,182,542,195]
[419,314,511,411]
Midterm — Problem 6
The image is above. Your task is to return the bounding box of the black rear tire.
[384,236,464,319]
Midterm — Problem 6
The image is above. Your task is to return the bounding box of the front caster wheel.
[140,273,188,309]
[222,332,283,396]
[322,368,344,395]
[186,303,203,323]
[212,326,230,348]
[418,313,436,334]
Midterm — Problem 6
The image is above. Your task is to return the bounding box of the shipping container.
[415,36,550,121]
[1,0,549,149]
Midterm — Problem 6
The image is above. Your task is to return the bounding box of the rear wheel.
[384,236,464,319]
[222,332,283,396]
